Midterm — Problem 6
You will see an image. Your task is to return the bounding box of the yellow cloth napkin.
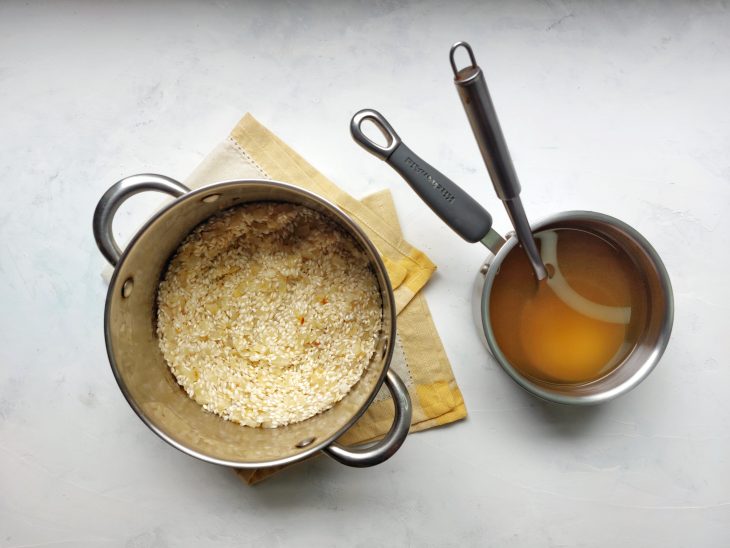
[238,189,467,484]
[162,114,466,483]
[229,115,435,314]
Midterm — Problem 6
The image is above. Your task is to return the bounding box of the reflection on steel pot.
[92,174,411,468]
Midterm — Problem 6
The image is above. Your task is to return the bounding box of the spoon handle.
[451,41,547,280]
[350,108,504,253]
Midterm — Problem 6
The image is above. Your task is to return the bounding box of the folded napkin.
[105,114,467,484]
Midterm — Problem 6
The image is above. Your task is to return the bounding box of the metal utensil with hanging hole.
[450,41,547,281]
[350,108,506,256]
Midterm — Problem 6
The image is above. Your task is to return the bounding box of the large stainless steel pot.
[92,174,411,468]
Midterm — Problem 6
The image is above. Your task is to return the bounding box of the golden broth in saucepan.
[489,228,647,384]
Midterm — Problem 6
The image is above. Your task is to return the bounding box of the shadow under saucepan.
[509,381,610,438]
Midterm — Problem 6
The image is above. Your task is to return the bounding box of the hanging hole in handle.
[350,109,402,161]
[450,41,478,76]
[358,116,394,150]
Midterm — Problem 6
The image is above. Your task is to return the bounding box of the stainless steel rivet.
[296,437,315,448]
[381,335,389,360]
[479,264,489,275]
[202,194,221,203]
[122,278,134,298]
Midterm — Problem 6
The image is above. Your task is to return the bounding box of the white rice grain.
[156,202,382,428]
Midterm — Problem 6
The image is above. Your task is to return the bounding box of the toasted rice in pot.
[156,202,382,428]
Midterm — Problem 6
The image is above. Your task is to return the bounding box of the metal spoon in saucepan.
[449,41,547,281]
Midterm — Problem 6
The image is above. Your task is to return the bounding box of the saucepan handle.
[323,369,412,468]
[92,173,190,266]
[351,108,494,244]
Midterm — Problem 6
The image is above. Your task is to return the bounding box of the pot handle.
[92,173,190,266]
[323,369,412,468]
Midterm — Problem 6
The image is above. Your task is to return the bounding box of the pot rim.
[479,210,674,405]
[103,178,397,468]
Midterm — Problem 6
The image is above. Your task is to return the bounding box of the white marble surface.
[2,1,729,546]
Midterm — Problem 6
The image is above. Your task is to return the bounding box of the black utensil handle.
[351,109,493,243]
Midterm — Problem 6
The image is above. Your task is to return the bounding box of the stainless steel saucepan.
[92,174,412,468]
[351,110,673,405]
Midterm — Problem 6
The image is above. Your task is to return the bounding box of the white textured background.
[1,1,729,546]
